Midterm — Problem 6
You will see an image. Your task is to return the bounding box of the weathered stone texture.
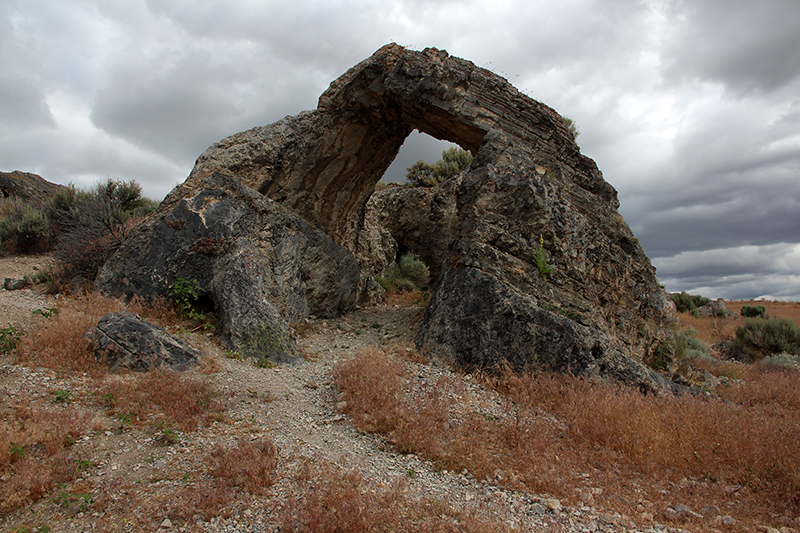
[98,172,375,365]
[88,312,201,372]
[0,170,63,203]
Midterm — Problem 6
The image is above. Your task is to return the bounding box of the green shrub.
[0,201,51,252]
[406,147,472,187]
[670,291,710,314]
[646,340,673,372]
[0,324,22,354]
[728,317,800,361]
[674,327,707,361]
[377,252,430,293]
[396,252,429,287]
[48,178,156,289]
[741,304,766,318]
[758,352,800,372]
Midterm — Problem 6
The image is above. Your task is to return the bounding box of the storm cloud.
[2,0,798,299]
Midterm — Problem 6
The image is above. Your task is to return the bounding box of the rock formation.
[102,44,678,391]
[0,170,63,204]
[97,172,379,366]
[88,311,202,372]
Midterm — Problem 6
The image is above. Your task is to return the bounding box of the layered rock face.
[104,44,676,390]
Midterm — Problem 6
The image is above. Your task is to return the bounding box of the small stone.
[4,278,26,291]
[160,518,172,528]
[545,498,562,512]
[720,515,737,526]
[531,503,546,515]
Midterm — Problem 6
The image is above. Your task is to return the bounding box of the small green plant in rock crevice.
[533,234,554,280]
[169,277,214,332]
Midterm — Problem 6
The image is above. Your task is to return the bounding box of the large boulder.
[110,44,679,390]
[97,172,377,365]
[88,312,202,372]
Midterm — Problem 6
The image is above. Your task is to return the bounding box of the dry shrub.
[126,295,183,329]
[14,292,193,374]
[333,345,408,433]
[98,368,225,431]
[0,406,91,513]
[335,347,800,528]
[498,370,800,522]
[280,460,516,533]
[15,292,128,373]
[159,481,236,524]
[206,439,278,494]
[385,288,427,307]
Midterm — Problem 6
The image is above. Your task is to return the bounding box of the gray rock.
[3,278,27,291]
[98,172,374,365]
[696,298,730,318]
[359,177,461,280]
[87,312,201,371]
[416,265,681,395]
[0,170,63,203]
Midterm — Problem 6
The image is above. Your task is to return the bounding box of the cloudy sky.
[2,0,799,300]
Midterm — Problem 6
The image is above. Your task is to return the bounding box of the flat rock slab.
[88,311,202,372]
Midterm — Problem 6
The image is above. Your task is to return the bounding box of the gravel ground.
[0,254,698,533]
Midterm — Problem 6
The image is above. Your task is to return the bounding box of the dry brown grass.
[335,346,800,531]
[0,404,92,514]
[385,288,428,307]
[205,439,278,494]
[726,300,800,324]
[683,300,800,347]
[13,292,186,374]
[97,368,225,432]
[14,292,127,373]
[279,460,522,533]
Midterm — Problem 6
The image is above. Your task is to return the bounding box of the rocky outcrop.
[416,264,680,395]
[87,312,201,371]
[108,44,678,390]
[0,171,63,203]
[360,179,460,280]
[97,172,378,366]
[696,298,731,318]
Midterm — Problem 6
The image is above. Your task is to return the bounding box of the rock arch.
[106,44,679,392]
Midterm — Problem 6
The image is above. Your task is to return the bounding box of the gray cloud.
[2,0,799,300]
[662,0,800,95]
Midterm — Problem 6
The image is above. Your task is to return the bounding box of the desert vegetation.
[0,178,158,292]
[377,251,431,293]
[2,176,799,532]
[334,333,800,532]
[405,146,473,187]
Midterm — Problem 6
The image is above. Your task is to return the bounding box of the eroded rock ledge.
[101,44,678,391]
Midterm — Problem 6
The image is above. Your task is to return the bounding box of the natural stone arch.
[109,44,680,392]
[182,44,587,256]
